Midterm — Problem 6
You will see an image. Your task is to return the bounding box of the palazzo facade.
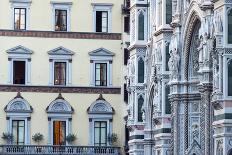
[0,0,130,154]
[126,0,232,154]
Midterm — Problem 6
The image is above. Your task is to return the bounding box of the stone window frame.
[10,0,31,30]
[51,1,72,32]
[5,93,33,145]
[136,93,145,123]
[48,46,75,86]
[89,48,115,87]
[224,56,232,99]
[92,3,113,33]
[46,94,74,145]
[136,9,147,42]
[87,95,114,146]
[6,45,33,85]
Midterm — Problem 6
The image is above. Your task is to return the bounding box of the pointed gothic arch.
[183,11,201,81]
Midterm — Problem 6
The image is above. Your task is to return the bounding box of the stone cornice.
[0,29,121,40]
[0,85,121,94]
[153,28,173,36]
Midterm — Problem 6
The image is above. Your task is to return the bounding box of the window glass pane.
[54,62,66,85]
[13,61,26,84]
[165,86,171,114]
[95,63,107,86]
[166,0,172,24]
[166,44,170,71]
[96,11,102,32]
[94,128,100,145]
[55,10,67,31]
[138,58,144,83]
[101,127,106,145]
[53,121,66,145]
[138,96,144,122]
[138,13,144,40]
[228,60,232,96]
[14,8,26,30]
[228,10,232,44]
[12,120,25,145]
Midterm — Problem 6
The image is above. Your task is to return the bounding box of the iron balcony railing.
[0,145,121,155]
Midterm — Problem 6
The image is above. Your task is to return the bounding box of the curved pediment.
[88,94,114,114]
[5,93,33,113]
[47,94,73,114]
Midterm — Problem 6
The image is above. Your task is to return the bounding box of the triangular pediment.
[187,140,202,155]
[47,46,75,55]
[6,45,33,54]
[89,48,115,57]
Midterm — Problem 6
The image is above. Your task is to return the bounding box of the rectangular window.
[53,121,66,145]
[94,121,107,146]
[166,0,172,24]
[55,9,67,31]
[124,84,128,103]
[14,8,26,30]
[13,61,26,84]
[96,11,108,33]
[124,16,130,33]
[124,48,129,65]
[12,120,25,145]
[165,86,171,114]
[95,63,107,86]
[54,62,66,85]
[166,43,170,71]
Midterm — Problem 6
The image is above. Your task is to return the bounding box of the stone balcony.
[0,145,121,155]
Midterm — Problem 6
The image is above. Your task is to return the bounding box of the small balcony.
[0,145,121,155]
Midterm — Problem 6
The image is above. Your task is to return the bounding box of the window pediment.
[9,0,32,4]
[5,93,33,113]
[48,46,74,56]
[89,48,115,57]
[6,45,33,55]
[47,94,73,114]
[88,94,114,114]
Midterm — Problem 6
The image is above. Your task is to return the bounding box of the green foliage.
[1,132,13,144]
[32,133,44,144]
[108,133,118,145]
[66,133,77,144]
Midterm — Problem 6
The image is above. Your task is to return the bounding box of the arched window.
[87,94,114,146]
[138,58,144,83]
[138,12,144,40]
[228,60,232,96]
[137,95,144,122]
[5,92,33,145]
[46,93,73,145]
[228,9,232,44]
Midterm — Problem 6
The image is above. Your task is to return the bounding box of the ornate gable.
[6,45,33,55]
[88,48,115,57]
[187,140,203,155]
[47,46,75,55]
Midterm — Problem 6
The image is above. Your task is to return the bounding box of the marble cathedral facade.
[126,0,232,154]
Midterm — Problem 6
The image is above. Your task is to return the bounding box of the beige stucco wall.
[0,0,123,33]
[0,36,123,87]
[0,92,126,147]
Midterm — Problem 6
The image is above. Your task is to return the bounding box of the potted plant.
[1,132,13,144]
[66,133,77,145]
[108,133,118,146]
[32,133,44,152]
